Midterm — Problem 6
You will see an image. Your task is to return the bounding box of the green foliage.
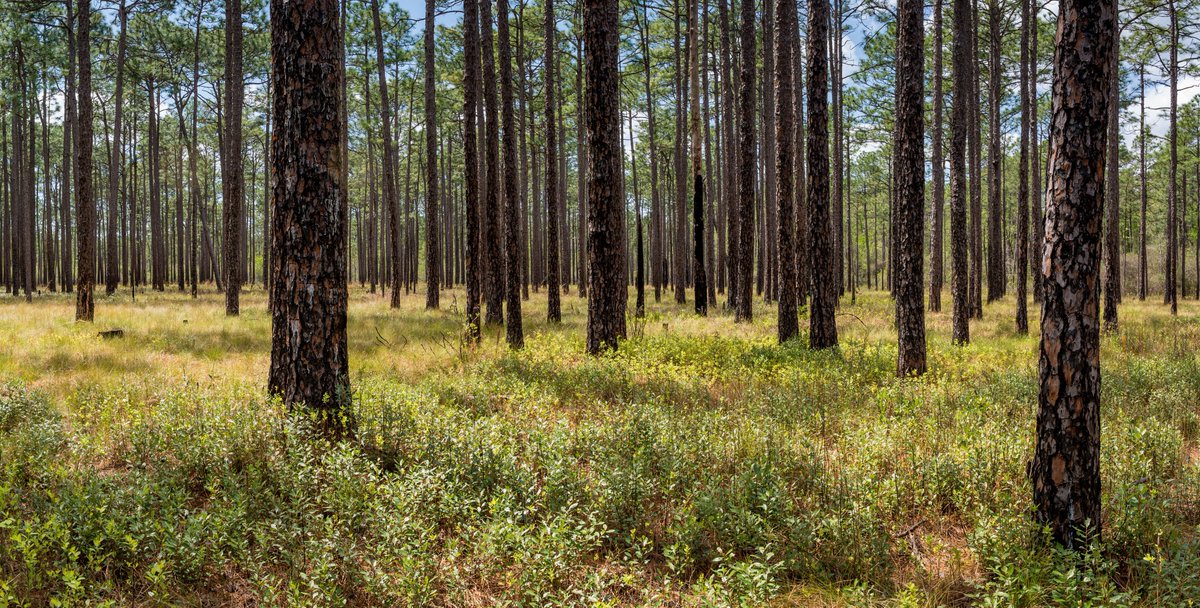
[2,291,1200,605]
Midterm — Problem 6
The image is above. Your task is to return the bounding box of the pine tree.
[583,0,625,353]
[268,0,354,438]
[75,0,96,322]
[895,0,926,376]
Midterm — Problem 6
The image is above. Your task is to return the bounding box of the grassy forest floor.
[1,286,1200,606]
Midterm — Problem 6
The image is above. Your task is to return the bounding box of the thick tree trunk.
[689,0,707,315]
[1166,0,1178,315]
[75,0,96,321]
[268,0,353,439]
[807,0,836,348]
[464,0,483,338]
[703,5,716,306]
[774,0,797,342]
[950,0,970,344]
[792,3,806,307]
[583,0,625,354]
[424,0,440,309]
[831,0,844,297]
[576,38,588,298]
[1016,0,1030,334]
[762,0,777,303]
[985,0,1002,303]
[718,0,737,311]
[104,1,127,296]
[1031,10,1043,304]
[482,0,505,322]
[734,0,756,322]
[968,0,983,319]
[930,0,944,313]
[223,0,243,314]
[499,0,524,347]
[545,0,561,323]
[895,0,925,376]
[1030,0,1114,548]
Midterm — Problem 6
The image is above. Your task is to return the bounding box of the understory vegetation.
[1,289,1199,606]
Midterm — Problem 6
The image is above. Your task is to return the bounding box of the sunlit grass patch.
[1,286,1199,605]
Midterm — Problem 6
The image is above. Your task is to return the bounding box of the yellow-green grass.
[1,285,1198,606]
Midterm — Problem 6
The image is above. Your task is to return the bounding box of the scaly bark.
[1030,0,1114,548]
[1016,0,1030,334]
[223,0,244,314]
[424,0,440,309]
[985,0,1002,303]
[734,0,756,322]
[105,0,127,296]
[895,0,926,376]
[950,0,970,344]
[544,0,561,323]
[499,0,524,347]
[75,0,96,322]
[464,0,483,337]
[774,0,797,342]
[1165,0,1178,315]
[807,0,837,348]
[930,0,945,313]
[482,0,505,323]
[268,0,354,439]
[583,0,626,353]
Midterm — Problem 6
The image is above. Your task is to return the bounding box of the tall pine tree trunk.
[482,0,505,322]
[1030,0,1114,548]
[807,0,837,348]
[75,0,96,321]
[774,0,797,342]
[499,0,524,346]
[223,0,243,314]
[545,0,561,323]
[950,0,971,344]
[985,0,1002,303]
[464,0,483,337]
[689,0,707,315]
[734,0,756,322]
[370,0,402,309]
[106,0,127,296]
[1016,0,1030,334]
[1102,8,1119,329]
[895,0,925,375]
[929,0,944,313]
[268,0,353,439]
[583,0,625,353]
[1166,0,1178,315]
[424,0,440,309]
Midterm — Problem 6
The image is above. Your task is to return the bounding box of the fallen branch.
[894,518,926,538]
